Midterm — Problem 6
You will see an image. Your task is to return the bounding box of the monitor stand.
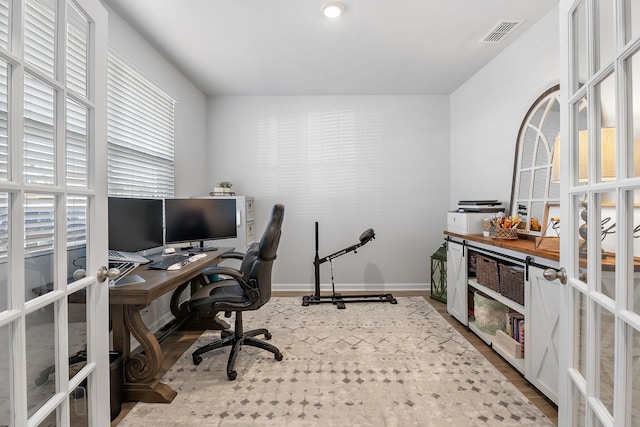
[182,241,218,253]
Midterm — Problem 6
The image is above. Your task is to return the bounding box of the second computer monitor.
[164,198,237,251]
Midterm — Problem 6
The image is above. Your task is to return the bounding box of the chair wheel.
[275,352,283,361]
[264,332,272,340]
[227,370,237,380]
[193,355,202,365]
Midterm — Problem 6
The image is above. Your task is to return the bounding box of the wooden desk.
[110,247,234,403]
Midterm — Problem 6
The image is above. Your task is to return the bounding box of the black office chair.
[182,204,285,380]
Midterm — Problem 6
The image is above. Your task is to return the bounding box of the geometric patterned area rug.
[119,297,553,426]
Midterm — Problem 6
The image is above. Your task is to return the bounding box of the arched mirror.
[510,85,560,236]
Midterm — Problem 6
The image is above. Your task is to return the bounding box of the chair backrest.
[239,242,260,273]
[246,204,284,307]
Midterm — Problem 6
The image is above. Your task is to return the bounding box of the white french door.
[0,0,108,425]
[560,0,640,425]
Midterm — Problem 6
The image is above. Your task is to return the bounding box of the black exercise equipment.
[302,222,397,309]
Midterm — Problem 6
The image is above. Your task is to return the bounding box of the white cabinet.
[210,196,256,251]
[525,265,561,404]
[445,233,560,404]
[446,240,468,326]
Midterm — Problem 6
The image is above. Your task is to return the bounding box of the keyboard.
[108,250,150,264]
[148,254,207,270]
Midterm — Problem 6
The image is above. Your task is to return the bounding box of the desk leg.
[119,304,177,403]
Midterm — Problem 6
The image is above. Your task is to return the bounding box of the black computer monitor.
[108,197,164,253]
[164,198,237,251]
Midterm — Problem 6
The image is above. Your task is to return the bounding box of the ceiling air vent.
[479,20,522,43]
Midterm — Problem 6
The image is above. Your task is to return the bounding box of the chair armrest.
[220,251,246,261]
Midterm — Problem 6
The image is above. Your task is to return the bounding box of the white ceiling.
[103,0,559,96]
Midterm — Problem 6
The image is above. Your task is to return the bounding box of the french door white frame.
[0,0,108,425]
[560,0,640,426]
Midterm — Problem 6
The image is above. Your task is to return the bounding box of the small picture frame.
[535,203,560,252]
[542,203,560,237]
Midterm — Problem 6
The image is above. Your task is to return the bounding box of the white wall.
[449,6,560,212]
[207,96,450,290]
[106,6,209,332]
[105,5,209,197]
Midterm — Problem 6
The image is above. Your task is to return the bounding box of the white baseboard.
[273,283,430,292]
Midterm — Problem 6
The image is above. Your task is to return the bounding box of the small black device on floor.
[302,221,397,309]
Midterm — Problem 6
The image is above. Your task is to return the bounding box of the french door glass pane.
[25,0,56,78]
[597,306,615,417]
[68,292,86,382]
[576,287,587,378]
[573,383,587,426]
[66,195,85,240]
[0,0,8,49]
[69,386,89,425]
[574,0,588,93]
[597,0,615,72]
[66,99,88,188]
[630,51,640,178]
[626,0,640,45]
[26,305,55,418]
[66,0,88,96]
[597,74,616,183]
[0,192,6,311]
[598,191,616,301]
[24,74,56,185]
[576,193,590,270]
[632,326,640,426]
[635,188,640,315]
[0,323,10,425]
[575,96,589,186]
[24,193,54,301]
[0,59,7,182]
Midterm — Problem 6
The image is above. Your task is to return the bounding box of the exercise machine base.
[301,222,396,309]
[302,293,397,309]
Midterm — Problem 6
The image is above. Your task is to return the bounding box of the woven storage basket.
[499,264,525,305]
[493,228,518,240]
[474,292,509,335]
[476,255,500,292]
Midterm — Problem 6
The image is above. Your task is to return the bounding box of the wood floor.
[111,291,558,426]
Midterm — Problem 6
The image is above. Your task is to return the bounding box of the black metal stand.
[301,222,397,309]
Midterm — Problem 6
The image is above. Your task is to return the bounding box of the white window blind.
[17,0,91,255]
[107,52,175,198]
[22,0,57,254]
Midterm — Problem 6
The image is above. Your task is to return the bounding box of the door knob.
[543,267,567,284]
[97,266,121,283]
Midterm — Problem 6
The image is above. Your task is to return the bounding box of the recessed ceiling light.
[322,2,344,18]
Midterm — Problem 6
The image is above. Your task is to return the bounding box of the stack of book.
[505,312,525,358]
[457,200,505,213]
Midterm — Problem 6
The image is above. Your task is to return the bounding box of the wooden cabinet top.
[444,231,559,262]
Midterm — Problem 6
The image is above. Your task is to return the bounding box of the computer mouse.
[167,263,181,271]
